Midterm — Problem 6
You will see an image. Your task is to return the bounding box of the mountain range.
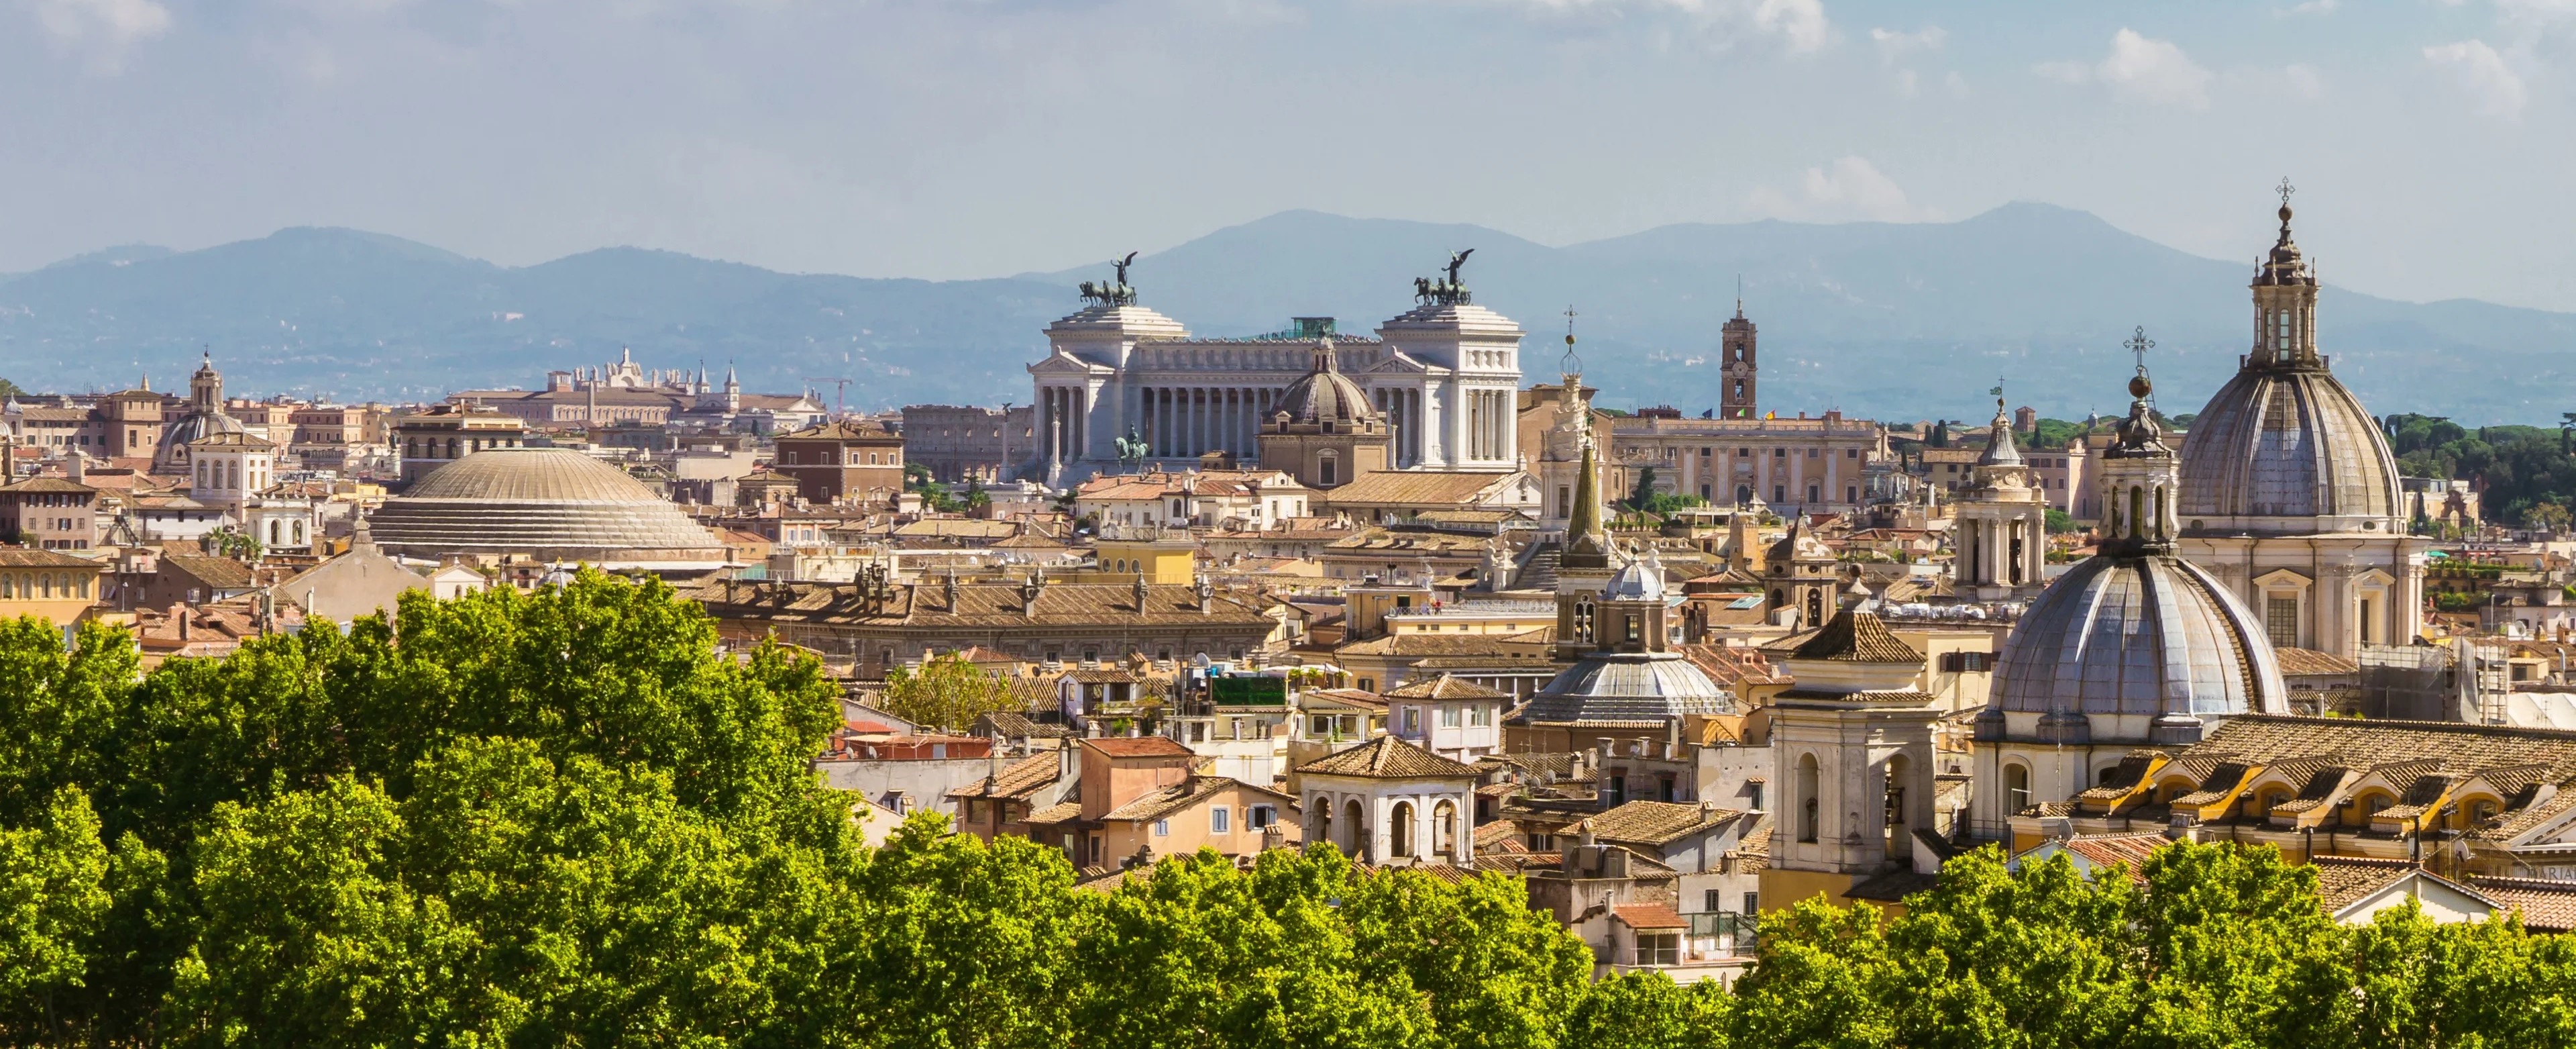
[4,203,2570,426]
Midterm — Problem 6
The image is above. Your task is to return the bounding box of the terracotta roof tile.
[1788,610,1922,664]
[1582,801,1746,847]
[1383,673,1507,701]
[2466,876,2576,932]
[944,753,1062,801]
[2308,856,2424,911]
[1611,903,1686,930]
[1295,735,1479,779]
[2275,647,2361,677]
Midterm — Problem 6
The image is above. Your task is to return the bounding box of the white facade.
[1028,295,1524,485]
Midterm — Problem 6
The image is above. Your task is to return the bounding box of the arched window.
[1391,801,1417,858]
[1311,797,1333,846]
[2004,763,2032,813]
[1344,799,1365,856]
[1796,754,1821,843]
[1805,589,1823,625]
[1434,800,1458,857]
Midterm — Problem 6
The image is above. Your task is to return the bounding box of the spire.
[1562,425,1609,570]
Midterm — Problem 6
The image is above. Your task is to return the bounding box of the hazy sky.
[5,0,2572,309]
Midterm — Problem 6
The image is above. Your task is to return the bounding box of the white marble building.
[1025,268,1523,485]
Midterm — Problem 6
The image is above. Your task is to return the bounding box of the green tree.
[1072,846,1422,1049]
[0,617,138,830]
[0,787,112,1044]
[2523,501,2570,534]
[879,652,1025,733]
[2045,509,2078,534]
[1627,467,1659,511]
[1563,971,1730,1049]
[847,813,1093,1049]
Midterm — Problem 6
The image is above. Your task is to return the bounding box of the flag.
[1990,385,2004,397]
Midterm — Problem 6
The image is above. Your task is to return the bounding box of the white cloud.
[1752,0,1833,53]
[26,0,167,41]
[1747,156,1933,223]
[1495,0,1835,54]
[2284,62,2324,99]
[2424,40,2527,119]
[24,0,170,70]
[1869,24,1945,60]
[2287,0,2338,14]
[2034,28,2212,109]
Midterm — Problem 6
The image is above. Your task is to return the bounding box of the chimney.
[1596,737,1616,760]
[986,748,1004,790]
[173,603,188,641]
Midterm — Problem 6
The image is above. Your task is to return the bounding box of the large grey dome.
[1989,552,2288,720]
[2177,366,2400,530]
[370,447,727,566]
[1273,338,1379,428]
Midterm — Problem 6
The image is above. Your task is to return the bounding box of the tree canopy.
[5,572,2576,1045]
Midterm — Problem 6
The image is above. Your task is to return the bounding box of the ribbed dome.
[1273,338,1378,428]
[1518,653,1735,725]
[371,448,727,566]
[1988,552,2287,721]
[2177,365,2401,529]
[154,410,245,468]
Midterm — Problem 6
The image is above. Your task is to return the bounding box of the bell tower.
[189,352,224,413]
[1719,290,1757,419]
[1952,397,2049,600]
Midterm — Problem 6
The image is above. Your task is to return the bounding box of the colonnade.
[1135,385,1276,461]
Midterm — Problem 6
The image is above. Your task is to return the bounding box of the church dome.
[369,447,727,566]
[2176,367,2400,527]
[1273,337,1379,428]
[1517,653,1735,725]
[1987,552,2288,726]
[2176,199,2402,532]
[154,408,246,470]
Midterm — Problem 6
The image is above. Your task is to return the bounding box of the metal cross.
[2125,326,2156,371]
[1560,305,1582,373]
[2277,177,2296,208]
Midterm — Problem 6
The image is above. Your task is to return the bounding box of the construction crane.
[806,377,853,418]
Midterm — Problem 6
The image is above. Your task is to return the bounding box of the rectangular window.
[1211,807,1230,834]
[1638,932,1679,966]
[2266,595,2300,650]
[1704,889,1723,913]
[1440,706,1461,728]
[1748,783,1764,811]
[1249,805,1275,830]
[1153,819,1169,837]
[1403,707,1421,733]
[1470,705,1490,727]
[1741,892,1760,915]
[1607,775,1627,806]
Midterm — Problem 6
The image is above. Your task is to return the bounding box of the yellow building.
[0,548,106,627]
[1089,534,1198,585]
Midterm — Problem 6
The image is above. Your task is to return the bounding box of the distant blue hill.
[4,205,2569,424]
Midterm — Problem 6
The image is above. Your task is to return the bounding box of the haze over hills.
[4,204,2571,425]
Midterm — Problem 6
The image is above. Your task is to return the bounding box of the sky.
[4,0,2573,311]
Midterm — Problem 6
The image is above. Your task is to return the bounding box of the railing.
[1686,911,1760,955]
